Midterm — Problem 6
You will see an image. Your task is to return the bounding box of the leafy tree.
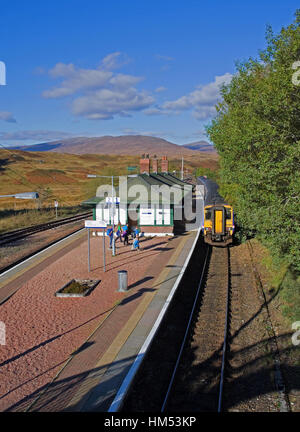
[194,166,220,183]
[207,11,300,272]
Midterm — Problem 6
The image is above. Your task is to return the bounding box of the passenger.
[107,227,114,249]
[131,237,140,251]
[122,224,129,246]
[116,221,122,243]
[133,226,140,239]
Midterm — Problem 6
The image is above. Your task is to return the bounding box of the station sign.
[105,197,120,204]
[85,220,107,229]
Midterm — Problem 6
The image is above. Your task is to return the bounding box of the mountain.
[182,141,216,153]
[11,135,214,157]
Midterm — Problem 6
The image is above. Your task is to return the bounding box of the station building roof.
[81,173,192,207]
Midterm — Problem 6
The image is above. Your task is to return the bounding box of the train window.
[205,210,212,220]
[225,208,231,219]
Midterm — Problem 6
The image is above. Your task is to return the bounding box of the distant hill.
[11,135,215,157]
[182,141,216,153]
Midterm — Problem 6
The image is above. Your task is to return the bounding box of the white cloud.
[72,87,154,120]
[109,73,143,89]
[155,86,167,93]
[43,64,112,98]
[49,63,76,78]
[0,111,16,123]
[162,73,233,119]
[193,105,219,120]
[101,52,130,70]
[143,107,170,116]
[42,52,154,120]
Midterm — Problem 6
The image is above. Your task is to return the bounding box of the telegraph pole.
[181,157,184,180]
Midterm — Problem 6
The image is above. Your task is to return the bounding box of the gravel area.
[226,243,281,411]
[248,240,299,412]
[0,234,168,412]
[123,241,294,412]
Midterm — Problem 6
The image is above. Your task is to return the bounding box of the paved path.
[30,232,197,412]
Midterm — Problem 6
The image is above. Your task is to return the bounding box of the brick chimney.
[140,154,150,174]
[152,155,158,173]
[161,155,168,173]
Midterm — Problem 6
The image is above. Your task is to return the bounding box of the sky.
[0,0,299,147]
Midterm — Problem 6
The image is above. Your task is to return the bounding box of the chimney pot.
[140,156,150,174]
[161,155,168,173]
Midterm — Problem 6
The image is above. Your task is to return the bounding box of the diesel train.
[198,177,234,246]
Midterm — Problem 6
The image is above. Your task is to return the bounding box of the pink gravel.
[0,234,168,411]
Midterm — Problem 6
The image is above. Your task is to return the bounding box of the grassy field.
[0,148,219,232]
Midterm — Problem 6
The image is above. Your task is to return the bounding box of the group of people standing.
[106,223,141,251]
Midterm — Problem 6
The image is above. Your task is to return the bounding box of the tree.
[206,11,300,271]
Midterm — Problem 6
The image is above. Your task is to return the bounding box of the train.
[197,177,234,246]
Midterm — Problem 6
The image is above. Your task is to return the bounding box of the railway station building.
[81,156,194,236]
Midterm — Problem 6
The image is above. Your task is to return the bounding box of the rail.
[0,211,92,246]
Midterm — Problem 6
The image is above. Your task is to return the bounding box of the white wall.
[140,205,155,225]
[96,203,127,224]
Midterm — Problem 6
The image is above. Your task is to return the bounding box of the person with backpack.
[116,222,122,243]
[122,224,129,246]
[131,236,140,251]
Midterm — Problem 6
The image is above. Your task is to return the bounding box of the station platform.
[0,228,199,412]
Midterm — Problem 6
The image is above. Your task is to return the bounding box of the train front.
[197,177,234,246]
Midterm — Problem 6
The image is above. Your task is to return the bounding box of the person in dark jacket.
[107,227,114,249]
[116,222,122,243]
[122,224,129,246]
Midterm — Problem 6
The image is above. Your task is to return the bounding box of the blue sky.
[0,0,299,146]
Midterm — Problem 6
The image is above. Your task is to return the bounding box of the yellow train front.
[197,176,234,246]
[203,204,234,246]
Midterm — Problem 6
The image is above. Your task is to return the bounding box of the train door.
[214,209,223,234]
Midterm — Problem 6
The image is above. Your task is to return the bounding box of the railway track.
[0,211,92,246]
[121,243,231,412]
[162,246,230,412]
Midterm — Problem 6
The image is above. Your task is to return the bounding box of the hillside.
[0,149,219,210]
[182,141,217,153]
[14,135,215,156]
[11,135,207,157]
